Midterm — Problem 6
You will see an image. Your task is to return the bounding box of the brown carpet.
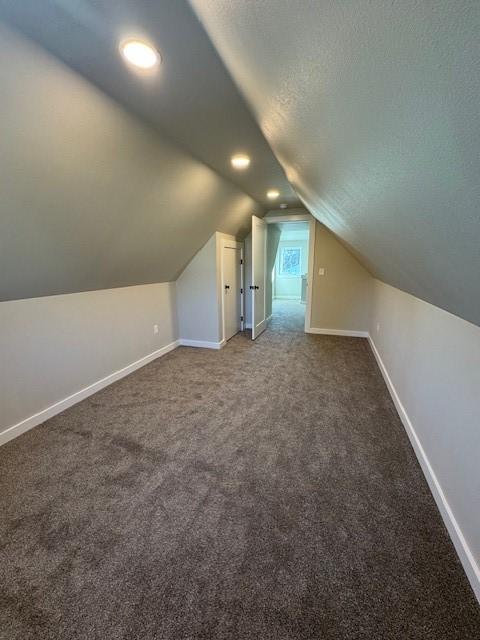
[1,317,479,639]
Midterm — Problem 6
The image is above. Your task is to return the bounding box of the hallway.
[269,299,306,333]
[1,325,478,639]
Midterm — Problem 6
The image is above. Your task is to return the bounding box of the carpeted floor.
[270,299,305,332]
[1,317,479,638]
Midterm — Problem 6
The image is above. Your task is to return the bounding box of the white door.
[222,246,241,341]
[251,215,267,340]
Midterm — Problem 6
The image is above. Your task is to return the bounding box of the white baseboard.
[307,327,369,337]
[3,325,477,602]
[0,339,180,448]
[368,335,480,603]
[179,338,225,350]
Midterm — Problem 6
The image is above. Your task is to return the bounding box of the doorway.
[247,213,314,338]
[267,219,313,333]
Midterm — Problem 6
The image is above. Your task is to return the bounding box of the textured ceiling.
[0,0,299,208]
[191,0,480,326]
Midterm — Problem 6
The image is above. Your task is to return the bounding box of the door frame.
[220,239,244,342]
[265,214,315,332]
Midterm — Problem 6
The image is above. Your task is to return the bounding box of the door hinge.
[240,316,244,322]
[240,259,243,264]
[240,288,243,294]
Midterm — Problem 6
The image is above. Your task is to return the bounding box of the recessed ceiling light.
[120,39,160,71]
[279,203,288,209]
[231,154,250,170]
[267,189,280,200]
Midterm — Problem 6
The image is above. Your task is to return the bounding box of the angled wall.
[0,21,261,444]
[369,281,480,600]
[0,22,263,302]
[191,0,480,327]
[176,232,237,347]
[176,234,220,346]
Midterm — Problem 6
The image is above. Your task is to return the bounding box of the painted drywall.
[176,232,237,345]
[274,239,308,300]
[0,283,177,440]
[369,279,480,600]
[0,2,299,209]
[0,22,263,302]
[310,223,372,332]
[191,0,480,327]
[176,235,219,344]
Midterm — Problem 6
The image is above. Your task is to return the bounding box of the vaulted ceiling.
[1,1,479,325]
[191,0,480,327]
[0,0,298,209]
[0,0,299,301]
[0,19,262,300]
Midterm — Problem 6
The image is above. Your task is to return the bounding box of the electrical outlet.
[153,324,159,335]
[376,322,380,333]
[318,267,325,276]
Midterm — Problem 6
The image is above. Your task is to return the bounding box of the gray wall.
[0,22,262,302]
[176,234,219,343]
[310,223,372,331]
[0,1,299,210]
[370,280,480,600]
[176,233,232,345]
[0,283,177,439]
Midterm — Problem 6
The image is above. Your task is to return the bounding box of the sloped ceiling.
[0,0,303,301]
[0,0,299,209]
[0,21,263,300]
[191,0,480,326]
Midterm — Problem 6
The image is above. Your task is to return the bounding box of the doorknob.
[249,285,260,290]
[225,285,230,290]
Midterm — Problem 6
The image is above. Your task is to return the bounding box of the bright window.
[278,247,302,277]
